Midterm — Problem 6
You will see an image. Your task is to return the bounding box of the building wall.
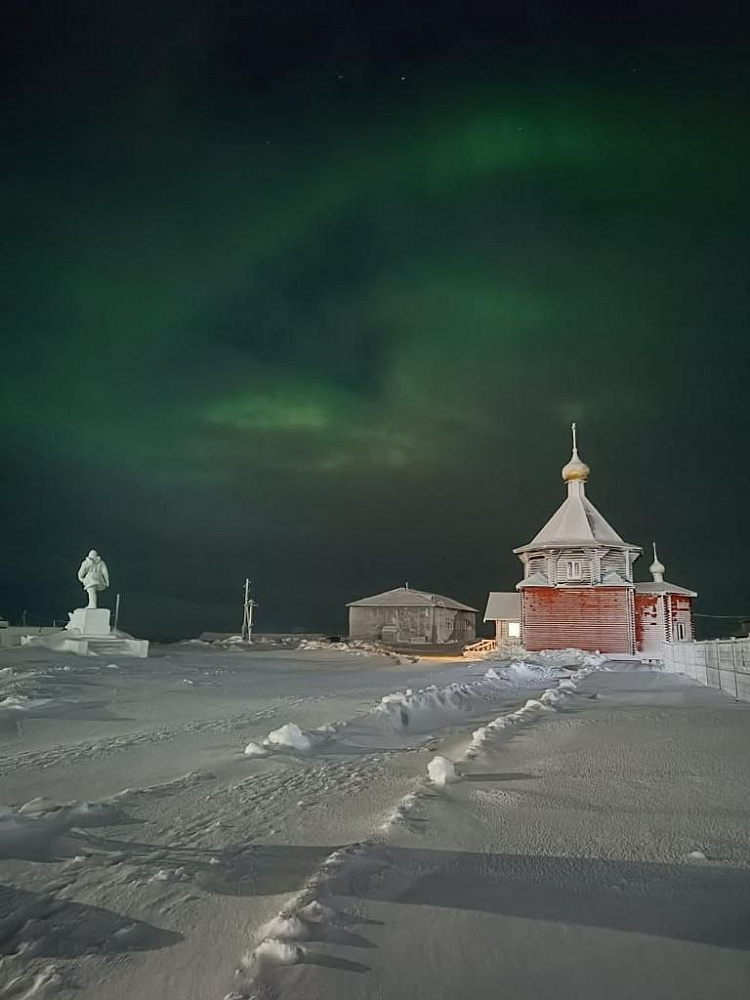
[527,555,547,578]
[494,619,522,645]
[635,593,694,652]
[349,605,429,641]
[667,595,694,642]
[435,608,476,643]
[601,550,627,576]
[522,586,634,653]
[634,593,667,654]
[554,551,594,586]
[349,606,475,643]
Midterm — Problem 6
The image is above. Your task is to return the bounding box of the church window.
[565,559,583,580]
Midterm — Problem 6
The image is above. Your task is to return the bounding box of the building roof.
[484,592,521,621]
[516,571,550,588]
[635,581,697,597]
[347,586,478,612]
[514,428,639,554]
[515,492,635,551]
[599,571,632,587]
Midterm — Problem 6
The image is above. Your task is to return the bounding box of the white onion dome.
[650,543,666,582]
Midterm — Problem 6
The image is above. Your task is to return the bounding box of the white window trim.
[565,559,583,580]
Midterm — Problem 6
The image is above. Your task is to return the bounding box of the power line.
[694,613,750,619]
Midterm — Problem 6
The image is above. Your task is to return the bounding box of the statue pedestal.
[66,608,111,636]
[29,606,149,657]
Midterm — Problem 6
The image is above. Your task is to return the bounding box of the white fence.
[661,638,750,702]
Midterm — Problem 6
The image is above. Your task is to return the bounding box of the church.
[498,426,696,655]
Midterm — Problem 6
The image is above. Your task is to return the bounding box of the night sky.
[2,1,749,638]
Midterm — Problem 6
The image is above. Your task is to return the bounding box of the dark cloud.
[1,2,749,637]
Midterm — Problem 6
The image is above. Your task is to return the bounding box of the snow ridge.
[374,661,572,734]
[233,841,378,996]
[468,658,602,754]
[229,653,607,997]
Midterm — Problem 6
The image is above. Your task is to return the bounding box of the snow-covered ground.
[1,645,749,999]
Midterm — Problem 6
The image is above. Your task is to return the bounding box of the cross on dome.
[650,542,666,582]
[561,422,591,484]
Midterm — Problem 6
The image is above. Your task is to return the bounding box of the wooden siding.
[601,550,626,575]
[494,619,522,645]
[437,608,476,643]
[554,553,593,586]
[349,605,431,642]
[634,593,667,653]
[527,556,547,578]
[667,595,694,642]
[522,587,634,653]
[348,605,475,643]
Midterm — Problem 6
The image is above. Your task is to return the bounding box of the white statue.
[77,550,110,609]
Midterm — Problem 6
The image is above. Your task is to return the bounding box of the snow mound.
[381,792,419,830]
[258,915,309,941]
[470,661,599,752]
[243,742,268,757]
[535,649,606,669]
[296,638,419,662]
[491,661,570,683]
[18,797,60,816]
[0,695,52,712]
[246,938,303,968]
[68,800,123,825]
[297,900,336,923]
[375,659,566,733]
[264,723,313,752]
[427,756,460,788]
[314,722,339,735]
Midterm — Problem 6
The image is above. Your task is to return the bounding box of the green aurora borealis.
[2,3,749,635]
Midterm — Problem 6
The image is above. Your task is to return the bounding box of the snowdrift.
[264,723,314,752]
[374,660,572,733]
[469,659,601,752]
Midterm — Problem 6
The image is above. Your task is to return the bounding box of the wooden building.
[483,592,522,648]
[511,426,696,655]
[347,586,477,644]
[634,545,697,655]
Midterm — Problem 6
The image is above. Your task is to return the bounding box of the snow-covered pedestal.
[26,606,149,659]
[66,608,112,636]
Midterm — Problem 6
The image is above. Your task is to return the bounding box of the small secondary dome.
[650,542,666,583]
[561,423,590,482]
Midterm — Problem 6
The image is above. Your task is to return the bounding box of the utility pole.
[241,578,255,642]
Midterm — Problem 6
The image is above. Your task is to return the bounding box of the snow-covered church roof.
[523,491,627,548]
[514,425,640,555]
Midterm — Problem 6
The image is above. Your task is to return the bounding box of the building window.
[508,621,521,638]
[673,622,690,642]
[565,559,583,580]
